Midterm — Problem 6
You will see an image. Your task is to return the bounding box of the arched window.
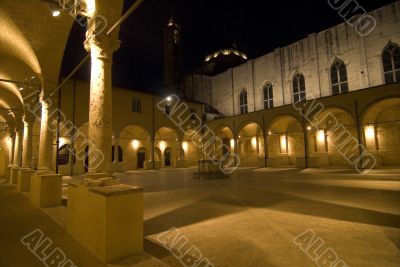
[382,43,400,84]
[111,145,123,162]
[293,73,306,103]
[263,83,274,109]
[239,90,248,114]
[57,144,69,165]
[331,59,348,95]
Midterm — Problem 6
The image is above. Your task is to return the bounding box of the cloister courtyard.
[1,167,399,267]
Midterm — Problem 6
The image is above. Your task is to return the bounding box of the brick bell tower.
[163,15,182,95]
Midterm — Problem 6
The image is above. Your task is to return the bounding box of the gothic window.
[293,73,306,103]
[331,59,348,95]
[57,144,69,165]
[382,43,400,84]
[240,90,248,114]
[263,83,274,109]
[132,98,141,113]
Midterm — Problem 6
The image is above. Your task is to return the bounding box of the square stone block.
[17,169,35,192]
[4,166,12,181]
[144,161,161,170]
[296,157,307,168]
[176,160,189,168]
[67,182,143,263]
[11,167,20,184]
[30,173,63,207]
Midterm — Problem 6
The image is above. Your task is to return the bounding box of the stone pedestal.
[30,173,63,207]
[144,161,161,170]
[4,166,12,182]
[296,157,307,168]
[67,182,143,263]
[17,168,35,192]
[308,157,320,168]
[175,160,189,168]
[194,160,229,179]
[10,167,20,184]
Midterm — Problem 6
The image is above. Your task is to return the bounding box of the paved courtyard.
[1,167,400,266]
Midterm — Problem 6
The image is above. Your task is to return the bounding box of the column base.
[5,166,12,182]
[176,160,189,168]
[30,172,63,207]
[67,182,143,263]
[194,160,230,179]
[11,167,21,184]
[144,161,161,170]
[17,168,35,192]
[296,157,307,169]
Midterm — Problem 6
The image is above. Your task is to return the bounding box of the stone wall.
[194,2,400,116]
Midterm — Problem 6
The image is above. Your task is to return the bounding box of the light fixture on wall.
[230,139,235,149]
[280,135,288,154]
[251,137,257,148]
[52,10,61,17]
[365,125,375,139]
[159,141,166,151]
[131,139,139,150]
[317,130,325,144]
[182,141,189,151]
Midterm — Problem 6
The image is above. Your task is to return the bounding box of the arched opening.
[310,108,357,168]
[292,72,306,103]
[237,122,265,167]
[120,124,150,170]
[382,42,400,84]
[362,98,400,167]
[111,145,123,162]
[181,130,201,166]
[331,59,348,95]
[214,126,234,160]
[57,144,70,165]
[263,83,274,109]
[155,127,179,168]
[267,116,304,167]
[239,90,248,114]
[137,147,146,169]
[164,147,172,167]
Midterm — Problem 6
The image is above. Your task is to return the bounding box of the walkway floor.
[0,168,399,266]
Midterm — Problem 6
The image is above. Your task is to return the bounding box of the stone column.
[84,34,120,178]
[8,129,15,167]
[37,95,54,171]
[13,125,23,168]
[21,115,34,168]
[11,124,23,184]
[113,133,120,164]
[177,140,182,161]
[5,128,16,181]
[18,114,36,192]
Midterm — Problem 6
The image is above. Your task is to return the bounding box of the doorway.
[84,146,89,172]
[164,148,171,167]
[137,148,146,169]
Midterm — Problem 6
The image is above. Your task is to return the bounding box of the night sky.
[61,0,398,94]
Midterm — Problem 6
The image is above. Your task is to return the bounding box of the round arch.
[119,124,151,171]
[237,122,265,167]
[361,97,400,167]
[266,115,304,168]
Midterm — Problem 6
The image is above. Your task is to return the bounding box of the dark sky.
[61,0,398,94]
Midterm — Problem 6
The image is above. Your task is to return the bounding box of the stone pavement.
[1,167,399,266]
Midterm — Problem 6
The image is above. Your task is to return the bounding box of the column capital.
[84,34,120,59]
[23,113,36,126]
